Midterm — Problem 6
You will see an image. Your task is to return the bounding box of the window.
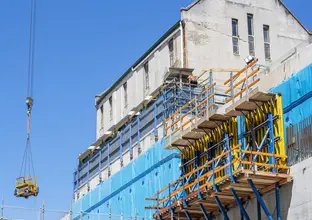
[109,96,113,121]
[247,14,255,56]
[169,39,174,66]
[232,19,239,55]
[123,82,128,108]
[144,62,149,94]
[100,105,104,128]
[263,25,271,60]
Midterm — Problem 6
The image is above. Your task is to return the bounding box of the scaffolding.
[146,59,291,219]
[162,67,203,122]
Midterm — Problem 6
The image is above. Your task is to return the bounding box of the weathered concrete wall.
[259,39,312,92]
[181,0,310,82]
[96,30,181,139]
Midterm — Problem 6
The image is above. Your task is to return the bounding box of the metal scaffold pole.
[41,200,45,220]
[1,197,4,218]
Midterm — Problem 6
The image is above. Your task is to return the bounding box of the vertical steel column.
[107,143,111,177]
[137,116,141,154]
[248,179,273,220]
[1,198,3,218]
[87,160,90,189]
[41,201,45,220]
[73,170,76,199]
[257,200,261,220]
[168,183,173,216]
[209,69,214,111]
[214,196,229,220]
[267,113,275,171]
[230,188,250,220]
[237,116,246,165]
[196,150,202,199]
[275,182,281,220]
[119,132,123,167]
[206,78,209,117]
[154,102,158,142]
[98,150,102,181]
[237,116,242,170]
[230,72,234,106]
[181,159,187,206]
[225,133,234,181]
[212,158,217,191]
[130,123,133,160]
[77,164,80,190]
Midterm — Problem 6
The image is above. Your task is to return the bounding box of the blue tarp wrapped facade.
[270,63,312,127]
[72,63,312,219]
[72,140,180,219]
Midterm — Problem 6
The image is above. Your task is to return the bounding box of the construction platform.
[148,168,291,219]
[164,88,276,150]
[148,59,290,219]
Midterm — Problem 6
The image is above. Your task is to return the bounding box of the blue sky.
[0,0,310,219]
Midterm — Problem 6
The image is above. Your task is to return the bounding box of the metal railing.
[224,58,261,104]
[0,200,152,220]
[164,82,216,140]
[148,144,288,210]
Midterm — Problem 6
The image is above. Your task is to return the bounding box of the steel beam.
[248,179,273,220]
[184,210,192,220]
[119,132,123,167]
[214,196,229,220]
[267,113,276,172]
[230,188,250,220]
[199,203,212,220]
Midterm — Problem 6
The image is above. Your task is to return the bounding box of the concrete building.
[71,0,312,219]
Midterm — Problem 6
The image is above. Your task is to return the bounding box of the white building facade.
[75,0,311,200]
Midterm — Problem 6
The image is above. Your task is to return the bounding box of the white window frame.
[144,62,149,95]
[247,14,255,56]
[123,82,128,109]
[100,105,104,129]
[263,25,271,60]
[232,18,239,55]
[109,96,113,121]
[169,38,174,66]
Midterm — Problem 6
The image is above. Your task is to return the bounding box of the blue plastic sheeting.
[270,63,312,127]
[72,139,180,219]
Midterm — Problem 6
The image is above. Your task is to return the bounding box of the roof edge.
[181,0,311,36]
[95,20,181,106]
[180,0,201,12]
[278,0,311,35]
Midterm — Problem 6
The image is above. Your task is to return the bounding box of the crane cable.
[19,0,37,179]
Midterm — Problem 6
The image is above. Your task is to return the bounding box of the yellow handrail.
[225,68,260,94]
[224,59,258,85]
[165,83,216,123]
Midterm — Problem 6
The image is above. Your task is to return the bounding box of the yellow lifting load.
[15,97,39,199]
[14,177,39,199]
[15,0,39,199]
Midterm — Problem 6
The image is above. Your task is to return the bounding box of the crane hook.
[26,96,33,136]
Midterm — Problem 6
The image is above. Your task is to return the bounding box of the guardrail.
[146,144,288,210]
[164,82,216,140]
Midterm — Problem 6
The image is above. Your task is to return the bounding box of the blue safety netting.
[270,63,312,128]
[72,139,180,219]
